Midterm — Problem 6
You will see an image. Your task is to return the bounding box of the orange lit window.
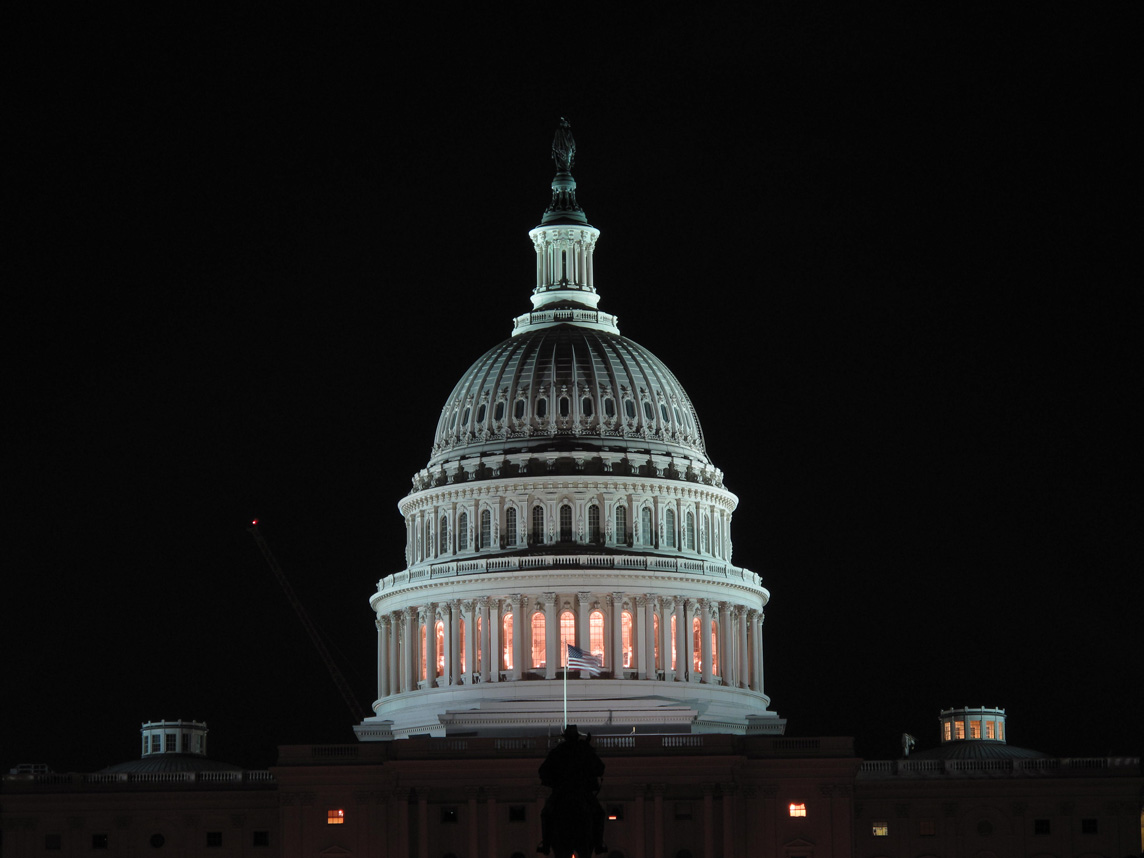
[789,803,806,817]
[559,611,575,665]
[710,619,718,674]
[459,618,466,673]
[590,610,605,665]
[670,615,677,670]
[531,613,546,668]
[692,617,701,671]
[872,822,888,836]
[997,721,1003,741]
[954,720,965,740]
[503,614,513,670]
[621,612,633,668]
[476,617,482,672]
[420,624,427,680]
[943,721,951,741]
[969,721,980,739]
[435,621,445,675]
[653,614,661,669]
[327,809,344,825]
[986,721,994,739]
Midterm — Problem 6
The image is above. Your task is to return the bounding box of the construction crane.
[247,519,368,722]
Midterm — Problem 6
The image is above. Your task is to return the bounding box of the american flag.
[566,644,602,675]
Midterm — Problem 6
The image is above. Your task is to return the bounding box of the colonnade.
[374,593,765,704]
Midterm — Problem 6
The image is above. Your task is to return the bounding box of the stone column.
[718,601,732,685]
[509,594,523,680]
[487,599,499,682]
[544,593,558,679]
[388,612,400,696]
[463,600,476,684]
[737,607,749,689]
[403,607,417,693]
[449,599,462,686]
[699,598,713,683]
[424,606,438,689]
[756,609,766,693]
[376,615,387,700]
[577,592,591,677]
[637,595,652,679]
[611,593,624,674]
[680,600,694,682]
[748,609,762,691]
[661,598,675,680]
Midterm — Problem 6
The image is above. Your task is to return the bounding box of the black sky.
[6,9,1139,774]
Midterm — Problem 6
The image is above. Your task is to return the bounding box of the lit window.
[692,617,701,670]
[506,507,518,547]
[665,508,676,548]
[327,810,344,825]
[986,721,995,739]
[435,621,445,675]
[969,721,981,739]
[943,721,951,742]
[459,618,466,673]
[560,612,575,665]
[476,617,482,670]
[711,620,718,674]
[670,615,677,669]
[789,803,806,817]
[954,720,965,740]
[641,507,653,545]
[532,506,545,544]
[459,512,468,550]
[590,610,605,665]
[420,623,427,679]
[502,614,513,669]
[621,611,633,668]
[531,613,546,668]
[587,504,600,542]
[480,509,491,548]
[872,822,889,837]
[997,721,1004,741]
[653,614,661,669]
[615,505,627,543]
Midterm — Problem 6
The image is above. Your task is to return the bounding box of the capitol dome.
[357,122,783,740]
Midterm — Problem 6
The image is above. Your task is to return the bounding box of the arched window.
[435,620,445,676]
[506,507,518,547]
[665,508,676,548]
[439,515,449,554]
[623,399,636,419]
[531,613,546,668]
[711,619,718,675]
[494,400,505,422]
[603,396,615,418]
[476,402,486,424]
[513,398,526,420]
[685,511,695,550]
[589,610,605,666]
[536,397,548,420]
[581,396,594,417]
[560,611,575,666]
[587,504,600,542]
[420,623,427,680]
[532,505,545,545]
[559,396,570,418]
[480,509,491,549]
[459,618,466,673]
[622,611,633,669]
[641,507,653,546]
[653,614,661,670]
[459,512,469,551]
[615,505,627,545]
[642,400,654,421]
[559,505,572,542]
[424,520,432,557]
[460,405,470,425]
[476,616,482,673]
[692,617,702,671]
[502,614,513,670]
[671,615,677,670]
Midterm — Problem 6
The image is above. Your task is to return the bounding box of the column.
[736,608,748,689]
[661,598,676,681]
[463,600,476,684]
[678,600,692,682]
[449,599,462,686]
[487,599,499,683]
[699,598,713,683]
[509,594,523,680]
[611,593,624,675]
[388,612,400,696]
[376,615,387,700]
[544,593,558,680]
[748,609,762,691]
[577,592,591,676]
[637,596,652,680]
[756,609,766,693]
[719,601,732,686]
[424,606,438,689]
[403,608,417,694]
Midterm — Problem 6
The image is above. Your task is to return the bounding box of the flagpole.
[562,643,568,729]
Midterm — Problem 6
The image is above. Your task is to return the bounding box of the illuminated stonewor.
[355,121,785,739]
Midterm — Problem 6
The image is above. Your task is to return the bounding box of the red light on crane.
[251,519,259,526]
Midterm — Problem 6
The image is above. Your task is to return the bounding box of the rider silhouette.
[537,724,606,855]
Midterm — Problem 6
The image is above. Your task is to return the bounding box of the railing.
[382,555,760,591]
[859,756,1139,778]
[6,770,276,788]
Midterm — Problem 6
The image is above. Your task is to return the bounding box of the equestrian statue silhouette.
[537,724,607,857]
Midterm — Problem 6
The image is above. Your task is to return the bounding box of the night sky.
[7,9,1138,774]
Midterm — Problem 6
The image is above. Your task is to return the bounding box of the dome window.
[439,516,449,554]
[506,507,518,547]
[660,403,670,422]
[458,512,469,551]
[589,611,605,666]
[494,401,506,422]
[531,506,545,545]
[685,512,695,550]
[673,405,682,424]
[587,504,600,543]
[559,505,572,542]
[502,614,513,670]
[476,403,486,424]
[603,397,615,418]
[642,401,654,421]
[536,397,548,420]
[641,507,653,546]
[615,505,627,545]
[558,396,570,418]
[581,396,594,417]
[461,406,471,425]
[624,399,637,420]
[513,399,526,421]
[480,509,492,549]
[450,411,459,431]
[665,508,676,548]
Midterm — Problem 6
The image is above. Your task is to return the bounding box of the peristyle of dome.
[357,123,784,740]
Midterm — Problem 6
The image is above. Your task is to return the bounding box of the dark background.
[6,9,1138,773]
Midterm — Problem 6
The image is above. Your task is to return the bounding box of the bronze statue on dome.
[552,118,576,173]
